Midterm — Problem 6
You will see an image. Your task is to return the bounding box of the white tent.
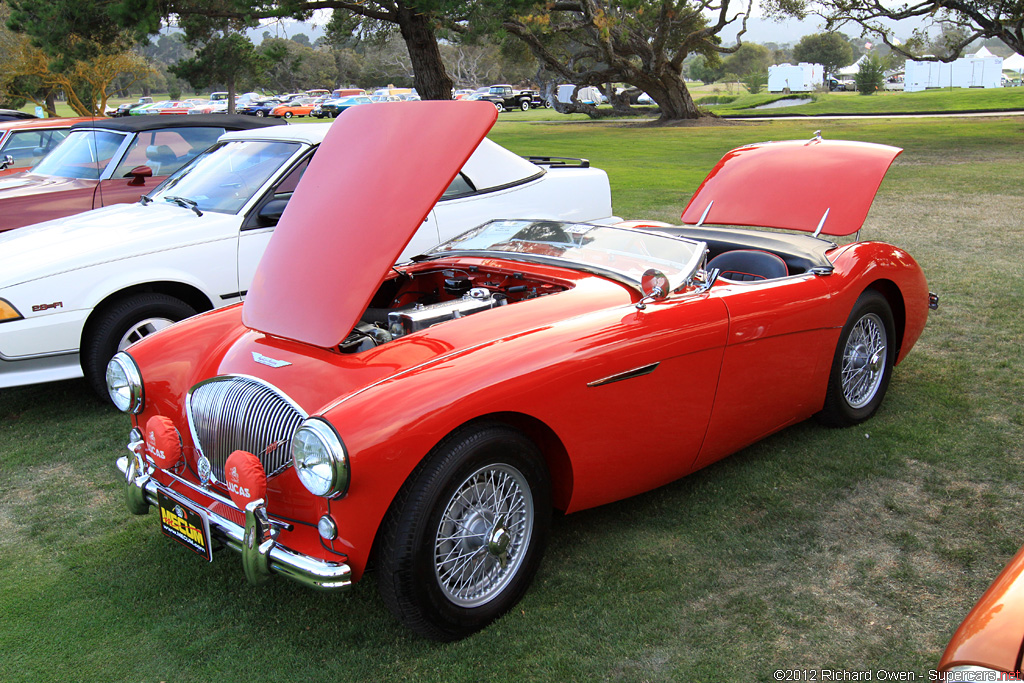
[971,46,996,58]
[838,54,868,76]
[1004,53,1024,73]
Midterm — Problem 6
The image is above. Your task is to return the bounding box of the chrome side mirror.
[0,154,13,170]
[636,269,669,310]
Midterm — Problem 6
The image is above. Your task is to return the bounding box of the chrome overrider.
[116,428,352,591]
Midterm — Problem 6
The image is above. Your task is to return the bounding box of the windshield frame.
[419,220,708,293]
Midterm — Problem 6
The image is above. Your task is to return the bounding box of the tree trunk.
[641,71,701,121]
[396,5,453,100]
[227,76,236,115]
[44,91,57,117]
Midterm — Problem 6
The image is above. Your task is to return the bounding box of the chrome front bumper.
[116,437,352,591]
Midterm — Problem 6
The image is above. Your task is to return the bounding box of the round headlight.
[292,418,349,498]
[105,352,144,413]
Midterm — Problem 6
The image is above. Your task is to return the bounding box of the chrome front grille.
[185,375,307,482]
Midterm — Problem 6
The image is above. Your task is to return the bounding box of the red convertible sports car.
[111,101,934,640]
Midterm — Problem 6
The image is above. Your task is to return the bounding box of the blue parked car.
[313,95,373,118]
[237,98,284,117]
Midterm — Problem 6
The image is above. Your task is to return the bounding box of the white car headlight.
[292,418,349,498]
[106,352,144,413]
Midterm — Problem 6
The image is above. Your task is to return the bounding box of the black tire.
[377,423,551,641]
[543,99,552,108]
[283,111,293,119]
[493,102,504,113]
[816,289,896,427]
[519,99,530,111]
[82,293,196,400]
[255,110,265,117]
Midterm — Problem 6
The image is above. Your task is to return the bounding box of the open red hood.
[242,101,498,348]
[680,138,902,237]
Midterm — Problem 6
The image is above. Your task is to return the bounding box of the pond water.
[752,98,813,110]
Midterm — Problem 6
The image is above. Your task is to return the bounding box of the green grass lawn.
[1,116,1023,682]
[711,86,1024,116]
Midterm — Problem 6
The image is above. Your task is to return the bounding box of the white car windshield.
[426,220,707,291]
[150,139,303,214]
[32,130,125,179]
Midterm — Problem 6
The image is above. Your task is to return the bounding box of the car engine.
[339,266,567,353]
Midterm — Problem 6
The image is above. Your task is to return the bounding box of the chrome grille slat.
[186,376,307,481]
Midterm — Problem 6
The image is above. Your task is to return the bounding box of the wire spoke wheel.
[817,289,895,427]
[377,424,550,640]
[434,463,533,607]
[841,312,887,409]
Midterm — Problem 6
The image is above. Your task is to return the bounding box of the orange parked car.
[269,97,318,118]
[939,544,1024,678]
[0,117,101,177]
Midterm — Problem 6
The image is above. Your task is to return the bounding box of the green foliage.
[854,53,886,95]
[689,54,726,85]
[696,94,739,104]
[723,43,773,77]
[742,71,769,94]
[7,0,140,70]
[792,32,854,78]
[169,32,265,95]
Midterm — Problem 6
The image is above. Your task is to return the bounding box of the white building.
[768,63,824,92]
[904,55,1003,91]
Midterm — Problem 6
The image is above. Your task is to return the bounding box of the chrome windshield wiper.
[139,195,153,205]
[164,195,203,217]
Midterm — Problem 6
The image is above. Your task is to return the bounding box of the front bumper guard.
[116,440,352,592]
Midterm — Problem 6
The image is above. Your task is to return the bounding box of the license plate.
[157,489,213,562]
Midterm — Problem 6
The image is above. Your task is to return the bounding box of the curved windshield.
[427,220,707,291]
[150,139,302,214]
[32,129,126,179]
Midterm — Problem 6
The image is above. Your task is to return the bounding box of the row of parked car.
[0,101,1011,678]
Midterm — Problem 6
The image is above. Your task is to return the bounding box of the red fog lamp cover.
[225,450,268,510]
[145,416,182,470]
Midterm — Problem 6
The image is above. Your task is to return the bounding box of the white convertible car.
[0,118,618,397]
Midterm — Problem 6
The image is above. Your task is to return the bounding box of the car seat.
[706,249,789,282]
[145,145,177,175]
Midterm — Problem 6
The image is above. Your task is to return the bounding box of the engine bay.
[341,265,570,353]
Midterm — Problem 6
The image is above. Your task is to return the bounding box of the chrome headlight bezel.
[292,417,349,499]
[105,352,144,414]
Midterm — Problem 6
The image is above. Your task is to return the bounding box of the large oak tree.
[500,0,753,120]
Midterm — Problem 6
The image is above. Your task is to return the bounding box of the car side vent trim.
[587,362,660,388]
[186,375,308,483]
